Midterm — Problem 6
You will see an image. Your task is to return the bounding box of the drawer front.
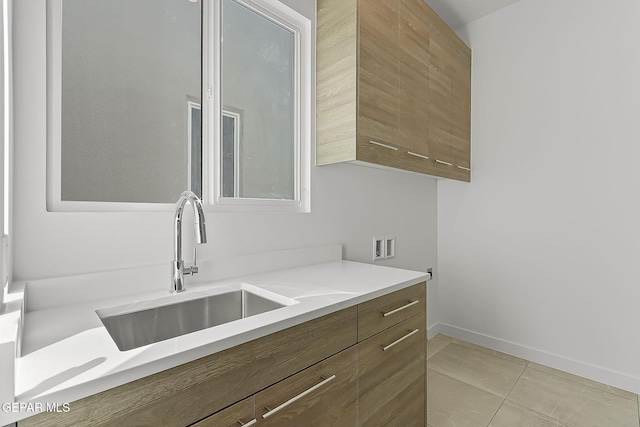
[256,346,357,427]
[358,312,426,427]
[358,282,425,341]
[192,397,254,427]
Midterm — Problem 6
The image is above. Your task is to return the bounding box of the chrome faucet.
[171,191,207,294]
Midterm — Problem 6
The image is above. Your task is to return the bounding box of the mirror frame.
[204,0,311,213]
[45,0,311,213]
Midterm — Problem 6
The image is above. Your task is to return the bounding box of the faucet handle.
[183,265,199,276]
[181,247,199,277]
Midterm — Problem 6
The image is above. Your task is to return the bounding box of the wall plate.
[385,237,395,259]
[373,237,385,261]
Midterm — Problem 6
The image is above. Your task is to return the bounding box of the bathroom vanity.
[4,249,429,426]
[22,282,425,426]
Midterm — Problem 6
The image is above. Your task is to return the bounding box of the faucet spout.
[172,191,207,294]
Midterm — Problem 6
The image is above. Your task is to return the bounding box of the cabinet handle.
[382,300,420,317]
[435,159,453,166]
[369,140,398,151]
[237,419,257,427]
[382,329,420,351]
[457,165,471,171]
[407,151,429,160]
[262,375,337,419]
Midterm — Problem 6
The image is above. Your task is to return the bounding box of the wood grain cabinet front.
[317,0,472,182]
[256,346,357,426]
[358,282,426,341]
[192,397,255,427]
[358,312,426,427]
[358,0,399,154]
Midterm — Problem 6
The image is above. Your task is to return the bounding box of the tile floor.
[427,335,640,427]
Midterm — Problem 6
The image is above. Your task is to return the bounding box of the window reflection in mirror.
[221,0,295,201]
[59,0,201,204]
[49,0,309,211]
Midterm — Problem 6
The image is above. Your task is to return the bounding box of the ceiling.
[424,0,522,30]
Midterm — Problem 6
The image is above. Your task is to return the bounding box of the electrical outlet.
[373,237,385,261]
[427,267,433,281]
[373,237,395,261]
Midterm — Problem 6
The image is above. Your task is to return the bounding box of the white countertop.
[4,259,427,424]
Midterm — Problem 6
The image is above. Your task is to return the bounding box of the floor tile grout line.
[426,339,451,361]
[429,337,640,427]
[526,362,639,402]
[444,341,523,368]
[503,366,635,427]
[429,341,530,400]
[486,360,530,426]
[504,400,577,427]
[447,336,637,403]
[484,396,507,427]
[451,338,529,367]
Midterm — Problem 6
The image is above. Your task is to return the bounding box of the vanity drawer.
[357,282,425,341]
[357,312,426,427]
[192,397,254,427]
[256,346,357,426]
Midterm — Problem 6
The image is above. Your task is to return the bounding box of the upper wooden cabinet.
[317,0,472,182]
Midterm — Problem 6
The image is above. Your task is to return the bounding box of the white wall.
[437,0,640,392]
[10,0,438,318]
[1,0,4,236]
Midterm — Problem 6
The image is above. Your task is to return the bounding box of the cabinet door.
[256,346,357,426]
[358,313,426,427]
[398,0,430,163]
[358,0,399,155]
[192,397,255,427]
[428,31,454,174]
[451,50,471,175]
[428,29,471,180]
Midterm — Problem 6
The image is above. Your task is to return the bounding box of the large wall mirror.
[46,0,310,212]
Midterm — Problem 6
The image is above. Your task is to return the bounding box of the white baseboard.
[427,322,640,395]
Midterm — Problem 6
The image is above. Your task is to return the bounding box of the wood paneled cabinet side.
[316,0,472,182]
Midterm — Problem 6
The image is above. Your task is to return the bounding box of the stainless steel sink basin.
[97,290,286,351]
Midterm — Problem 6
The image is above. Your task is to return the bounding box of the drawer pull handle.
[237,419,257,427]
[369,140,398,151]
[435,159,453,166]
[457,165,471,171]
[407,151,429,160]
[382,329,420,351]
[262,375,337,419]
[382,300,420,317]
